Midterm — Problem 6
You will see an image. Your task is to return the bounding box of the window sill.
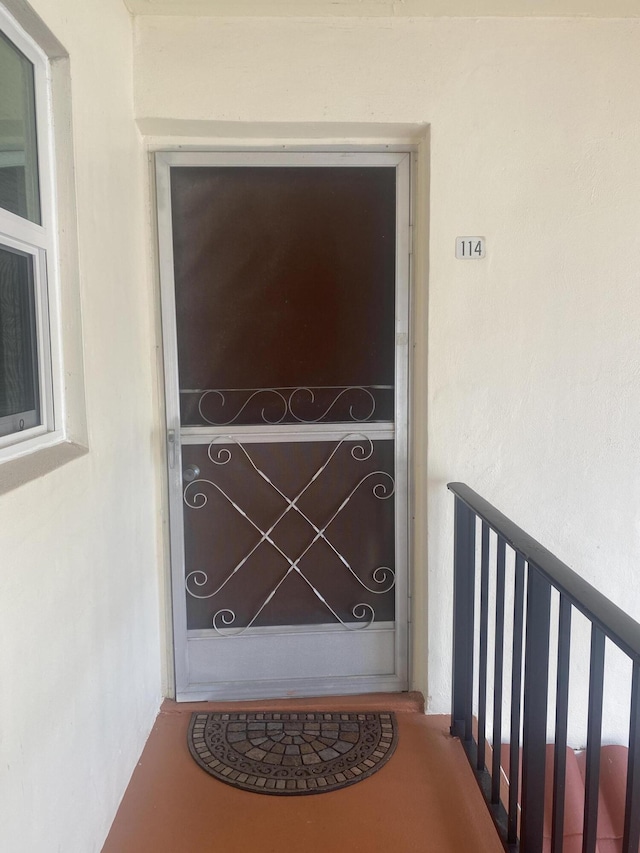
[0,439,88,496]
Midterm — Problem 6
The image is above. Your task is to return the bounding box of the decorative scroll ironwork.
[179,386,394,426]
[183,435,395,636]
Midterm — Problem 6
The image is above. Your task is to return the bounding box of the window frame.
[0,4,63,461]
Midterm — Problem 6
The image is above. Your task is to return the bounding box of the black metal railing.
[449,482,640,853]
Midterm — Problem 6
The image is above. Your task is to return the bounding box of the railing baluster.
[478,522,490,771]
[447,484,640,853]
[451,496,476,742]
[622,660,640,853]
[520,566,552,853]
[582,626,606,853]
[508,553,526,845]
[491,536,507,804]
[551,595,572,853]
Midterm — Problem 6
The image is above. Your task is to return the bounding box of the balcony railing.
[449,482,640,853]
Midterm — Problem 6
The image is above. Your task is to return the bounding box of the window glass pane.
[0,30,40,224]
[0,244,40,436]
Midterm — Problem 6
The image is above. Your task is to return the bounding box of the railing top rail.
[448,482,640,662]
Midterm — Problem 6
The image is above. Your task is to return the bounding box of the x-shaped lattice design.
[183,435,395,636]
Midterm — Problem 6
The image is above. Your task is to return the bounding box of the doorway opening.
[156,150,412,701]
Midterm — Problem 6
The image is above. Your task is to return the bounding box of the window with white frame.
[0,7,60,456]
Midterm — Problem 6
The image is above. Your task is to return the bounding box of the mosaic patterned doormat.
[188,711,398,795]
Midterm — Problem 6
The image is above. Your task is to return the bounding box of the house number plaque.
[456,237,486,259]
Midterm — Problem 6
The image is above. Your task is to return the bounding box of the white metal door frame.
[156,149,412,701]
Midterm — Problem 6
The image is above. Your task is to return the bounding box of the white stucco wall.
[0,2,163,851]
[134,15,640,744]
[125,0,640,18]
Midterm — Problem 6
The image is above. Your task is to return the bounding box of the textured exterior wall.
[125,0,640,18]
[134,14,640,744]
[0,1,163,851]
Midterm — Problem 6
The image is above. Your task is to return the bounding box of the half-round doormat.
[188,711,398,795]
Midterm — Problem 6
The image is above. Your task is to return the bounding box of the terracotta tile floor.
[102,693,504,853]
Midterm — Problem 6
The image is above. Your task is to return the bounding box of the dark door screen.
[171,167,396,426]
[171,166,397,631]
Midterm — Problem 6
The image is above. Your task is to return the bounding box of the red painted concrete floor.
[102,693,505,853]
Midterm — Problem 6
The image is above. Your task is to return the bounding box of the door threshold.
[161,690,425,715]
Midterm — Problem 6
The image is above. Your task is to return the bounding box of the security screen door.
[156,151,411,701]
